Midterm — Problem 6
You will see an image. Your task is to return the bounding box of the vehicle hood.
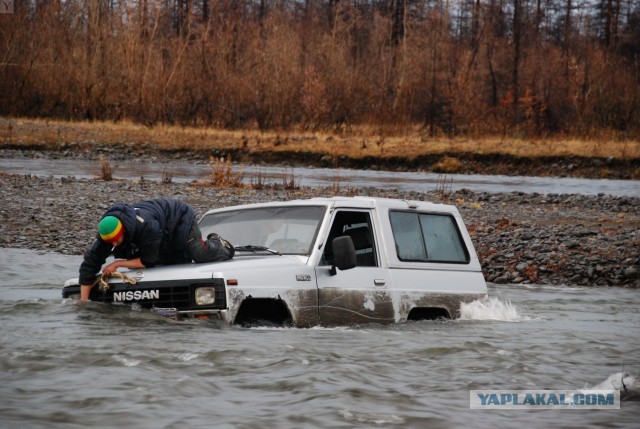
[65,254,309,286]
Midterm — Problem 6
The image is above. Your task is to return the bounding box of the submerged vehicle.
[63,197,487,326]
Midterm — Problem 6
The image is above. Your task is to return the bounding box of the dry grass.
[99,155,113,181]
[280,169,300,190]
[1,117,639,161]
[206,157,244,188]
[435,174,453,202]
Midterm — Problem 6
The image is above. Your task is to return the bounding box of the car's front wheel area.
[234,297,293,327]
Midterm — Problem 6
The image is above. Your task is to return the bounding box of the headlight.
[195,287,215,305]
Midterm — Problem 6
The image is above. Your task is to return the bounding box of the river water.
[1,157,639,197]
[1,248,639,428]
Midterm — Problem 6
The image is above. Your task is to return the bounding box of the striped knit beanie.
[98,216,124,243]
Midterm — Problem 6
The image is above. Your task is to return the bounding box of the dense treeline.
[1,0,639,138]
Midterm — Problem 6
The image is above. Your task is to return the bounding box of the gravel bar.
[1,172,638,288]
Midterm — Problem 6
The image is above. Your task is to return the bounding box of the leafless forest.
[1,1,639,138]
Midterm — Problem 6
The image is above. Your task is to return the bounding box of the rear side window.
[389,211,469,263]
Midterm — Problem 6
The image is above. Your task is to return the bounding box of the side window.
[322,211,377,267]
[389,211,469,263]
[389,211,427,260]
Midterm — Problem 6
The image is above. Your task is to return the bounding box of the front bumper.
[62,277,227,319]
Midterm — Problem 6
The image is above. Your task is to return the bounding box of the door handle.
[374,279,386,286]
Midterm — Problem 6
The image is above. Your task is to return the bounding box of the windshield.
[198,205,327,255]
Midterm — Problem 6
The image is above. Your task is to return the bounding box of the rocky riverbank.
[0,173,638,287]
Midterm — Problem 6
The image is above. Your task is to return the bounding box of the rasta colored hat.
[98,216,124,243]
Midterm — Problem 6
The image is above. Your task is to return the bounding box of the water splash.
[459,297,525,321]
[112,354,141,367]
[178,352,200,362]
[338,410,405,425]
[591,372,640,400]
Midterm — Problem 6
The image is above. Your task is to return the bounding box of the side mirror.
[329,236,356,276]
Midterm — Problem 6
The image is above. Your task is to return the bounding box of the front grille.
[152,285,191,308]
[92,278,226,310]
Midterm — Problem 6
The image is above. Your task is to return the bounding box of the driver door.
[315,209,394,325]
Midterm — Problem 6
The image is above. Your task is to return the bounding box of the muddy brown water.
[1,248,639,428]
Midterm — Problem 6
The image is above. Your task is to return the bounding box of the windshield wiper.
[234,245,281,255]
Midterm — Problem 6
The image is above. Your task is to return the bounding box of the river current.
[1,248,638,428]
[1,157,639,197]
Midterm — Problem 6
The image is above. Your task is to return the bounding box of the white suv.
[63,197,487,326]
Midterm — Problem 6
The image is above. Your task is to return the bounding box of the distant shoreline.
[1,117,639,180]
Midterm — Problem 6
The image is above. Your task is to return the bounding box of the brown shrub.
[2,2,640,138]
[433,156,465,174]
[99,156,113,181]
[207,157,244,188]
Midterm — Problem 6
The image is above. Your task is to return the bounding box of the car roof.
[203,196,458,216]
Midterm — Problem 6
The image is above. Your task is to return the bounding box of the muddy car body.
[63,197,487,326]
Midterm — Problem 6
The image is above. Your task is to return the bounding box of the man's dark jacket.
[79,199,196,285]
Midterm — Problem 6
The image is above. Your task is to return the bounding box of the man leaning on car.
[78,198,233,300]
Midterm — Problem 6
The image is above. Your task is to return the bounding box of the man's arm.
[80,284,94,301]
[79,239,112,301]
[80,258,146,301]
[102,257,146,275]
